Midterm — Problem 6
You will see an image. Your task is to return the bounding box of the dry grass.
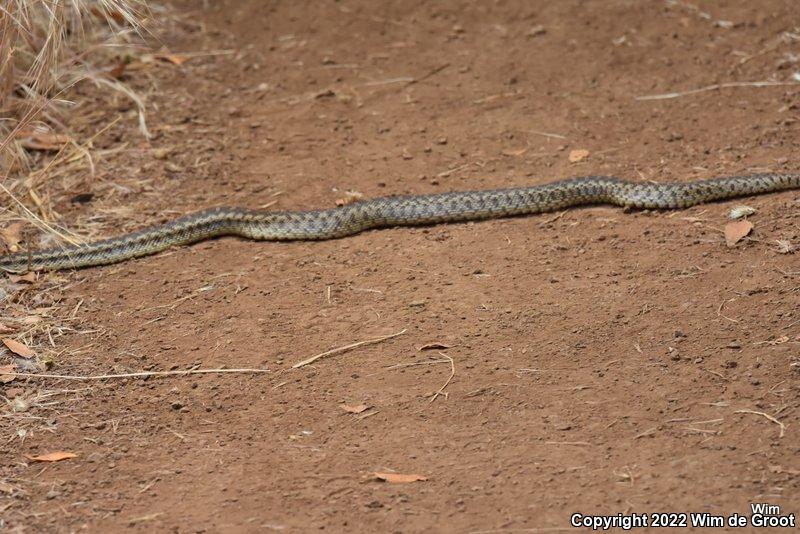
[0,0,153,241]
[0,1,155,401]
[1,0,150,116]
[1,0,152,184]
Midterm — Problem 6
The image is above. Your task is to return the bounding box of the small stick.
[634,427,658,439]
[734,409,786,438]
[635,81,799,101]
[430,352,455,403]
[406,63,450,86]
[384,359,450,371]
[292,329,406,368]
[3,368,269,380]
[363,77,414,87]
[437,162,472,178]
[529,130,568,140]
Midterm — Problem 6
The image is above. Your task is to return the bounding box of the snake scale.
[1,172,798,272]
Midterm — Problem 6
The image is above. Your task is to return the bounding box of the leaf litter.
[25,451,78,463]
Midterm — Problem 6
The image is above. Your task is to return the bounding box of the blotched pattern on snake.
[1,173,798,272]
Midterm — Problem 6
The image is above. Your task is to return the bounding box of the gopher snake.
[1,173,798,272]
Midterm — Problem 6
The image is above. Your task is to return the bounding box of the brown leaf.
[341,404,370,414]
[1,222,22,251]
[19,133,73,151]
[417,342,452,351]
[374,472,428,484]
[108,62,127,79]
[154,52,189,65]
[0,364,16,384]
[501,147,528,157]
[25,451,78,463]
[568,149,590,163]
[724,220,753,247]
[9,272,36,284]
[2,338,35,358]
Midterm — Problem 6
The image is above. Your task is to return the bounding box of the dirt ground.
[2,0,799,532]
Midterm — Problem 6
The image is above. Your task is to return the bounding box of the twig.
[734,409,786,438]
[292,329,406,368]
[635,81,799,101]
[363,77,414,87]
[3,368,269,380]
[406,63,450,86]
[634,427,658,439]
[384,359,451,371]
[529,130,568,140]
[437,162,472,177]
[166,49,236,58]
[430,352,455,403]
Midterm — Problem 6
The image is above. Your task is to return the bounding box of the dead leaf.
[108,62,127,79]
[1,222,22,251]
[2,338,35,358]
[568,149,589,163]
[340,404,370,414]
[0,324,13,334]
[154,52,189,65]
[18,133,73,151]
[501,147,527,157]
[0,364,16,384]
[417,342,452,351]
[9,272,36,284]
[25,451,78,463]
[374,472,428,484]
[335,190,364,206]
[724,220,753,247]
[0,481,13,495]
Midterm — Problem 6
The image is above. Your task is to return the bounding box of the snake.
[1,172,798,272]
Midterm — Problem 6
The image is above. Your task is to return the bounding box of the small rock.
[526,25,546,37]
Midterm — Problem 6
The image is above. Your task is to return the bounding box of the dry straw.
[1,0,151,162]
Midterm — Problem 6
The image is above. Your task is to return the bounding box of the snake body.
[2,173,799,272]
